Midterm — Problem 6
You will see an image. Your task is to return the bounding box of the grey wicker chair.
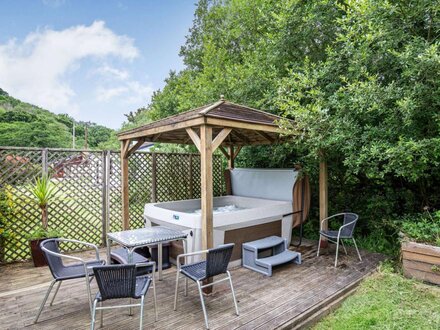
[34,238,105,323]
[317,212,362,267]
[90,263,157,330]
[174,243,239,329]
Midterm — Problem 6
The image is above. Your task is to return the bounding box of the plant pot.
[29,238,49,267]
[401,241,440,286]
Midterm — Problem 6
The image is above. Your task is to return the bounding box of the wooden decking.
[0,240,384,330]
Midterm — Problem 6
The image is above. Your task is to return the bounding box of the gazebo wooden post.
[200,125,214,251]
[121,139,130,230]
[319,159,328,247]
[228,146,234,169]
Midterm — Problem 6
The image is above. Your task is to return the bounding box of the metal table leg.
[106,238,111,264]
[158,242,163,281]
[128,248,134,315]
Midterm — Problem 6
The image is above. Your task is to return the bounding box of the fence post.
[42,148,48,175]
[101,151,109,246]
[151,153,157,202]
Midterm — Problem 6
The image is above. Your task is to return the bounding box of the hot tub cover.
[230,168,298,201]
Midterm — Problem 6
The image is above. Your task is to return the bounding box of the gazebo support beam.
[233,146,242,159]
[228,146,234,169]
[126,138,145,158]
[255,131,275,143]
[185,128,201,152]
[218,146,230,160]
[226,145,242,169]
[121,140,130,230]
[212,128,232,151]
[200,125,213,252]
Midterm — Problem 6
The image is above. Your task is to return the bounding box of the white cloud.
[0,21,139,113]
[124,81,154,104]
[95,81,154,105]
[95,65,130,81]
[96,86,128,102]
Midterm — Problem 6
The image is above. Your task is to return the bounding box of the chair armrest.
[176,250,209,269]
[55,238,100,261]
[41,245,87,264]
[320,213,348,228]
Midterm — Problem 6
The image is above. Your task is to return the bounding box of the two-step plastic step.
[242,236,301,276]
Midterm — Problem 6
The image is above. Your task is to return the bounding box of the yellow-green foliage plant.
[28,174,61,240]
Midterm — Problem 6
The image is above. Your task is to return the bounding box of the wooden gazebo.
[118,98,328,251]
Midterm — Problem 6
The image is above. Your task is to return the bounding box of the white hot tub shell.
[144,168,306,265]
[144,195,293,265]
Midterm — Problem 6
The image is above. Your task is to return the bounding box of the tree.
[277,0,440,218]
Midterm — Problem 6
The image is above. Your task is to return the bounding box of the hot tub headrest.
[230,168,298,201]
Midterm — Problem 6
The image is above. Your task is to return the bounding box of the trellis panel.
[0,147,224,263]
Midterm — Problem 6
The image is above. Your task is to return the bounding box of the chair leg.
[152,276,158,322]
[317,235,321,257]
[197,281,209,329]
[352,237,362,261]
[174,271,180,311]
[129,298,133,316]
[90,299,97,330]
[340,239,348,255]
[334,238,340,267]
[99,302,103,328]
[85,276,94,319]
[49,281,62,306]
[185,278,188,297]
[139,295,145,330]
[227,271,239,316]
[34,279,56,323]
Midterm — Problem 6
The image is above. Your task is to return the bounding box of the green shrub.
[399,211,440,246]
[0,185,14,239]
[26,226,61,241]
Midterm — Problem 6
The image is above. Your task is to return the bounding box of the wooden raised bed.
[401,241,440,285]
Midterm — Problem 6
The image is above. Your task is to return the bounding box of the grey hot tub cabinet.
[242,236,301,276]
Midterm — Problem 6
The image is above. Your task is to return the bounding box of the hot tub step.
[255,250,301,268]
[242,236,302,276]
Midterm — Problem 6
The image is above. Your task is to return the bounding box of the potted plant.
[400,210,440,285]
[28,174,60,267]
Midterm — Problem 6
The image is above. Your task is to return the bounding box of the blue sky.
[0,0,197,128]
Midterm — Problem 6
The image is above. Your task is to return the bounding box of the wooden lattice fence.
[0,147,223,263]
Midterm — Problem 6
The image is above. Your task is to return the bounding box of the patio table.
[106,226,188,281]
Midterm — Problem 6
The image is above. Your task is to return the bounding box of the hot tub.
[144,168,309,265]
[144,195,293,265]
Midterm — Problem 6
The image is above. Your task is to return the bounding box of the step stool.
[242,236,301,276]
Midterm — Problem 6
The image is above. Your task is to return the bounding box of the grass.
[314,264,440,330]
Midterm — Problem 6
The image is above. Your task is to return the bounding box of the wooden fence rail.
[0,147,223,263]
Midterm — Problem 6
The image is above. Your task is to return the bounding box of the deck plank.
[0,243,384,330]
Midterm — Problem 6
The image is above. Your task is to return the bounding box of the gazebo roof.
[118,100,292,146]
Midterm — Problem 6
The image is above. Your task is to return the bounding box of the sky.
[0,0,197,129]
